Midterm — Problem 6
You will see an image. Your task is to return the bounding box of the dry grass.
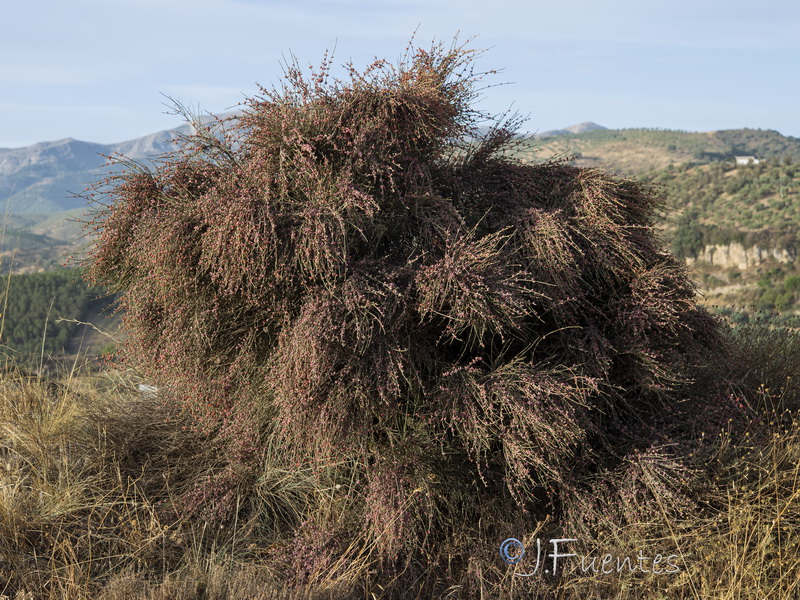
[0,327,796,598]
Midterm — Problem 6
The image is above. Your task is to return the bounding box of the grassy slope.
[0,328,797,598]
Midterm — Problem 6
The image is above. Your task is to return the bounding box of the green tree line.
[642,159,800,257]
[0,268,106,360]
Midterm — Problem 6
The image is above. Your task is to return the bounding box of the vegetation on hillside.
[644,159,800,257]
[519,127,800,173]
[0,268,106,361]
[635,159,800,325]
[515,126,800,323]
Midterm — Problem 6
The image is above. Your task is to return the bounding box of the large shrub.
[85,41,725,585]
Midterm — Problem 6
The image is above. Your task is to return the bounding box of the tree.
[671,209,705,258]
[785,275,800,293]
[84,41,724,588]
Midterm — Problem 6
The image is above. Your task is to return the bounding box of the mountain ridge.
[0,127,188,214]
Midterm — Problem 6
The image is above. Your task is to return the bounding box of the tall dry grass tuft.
[0,365,177,597]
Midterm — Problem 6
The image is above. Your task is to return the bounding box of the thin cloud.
[1,0,798,145]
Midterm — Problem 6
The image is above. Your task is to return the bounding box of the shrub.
[785,274,800,293]
[83,40,728,588]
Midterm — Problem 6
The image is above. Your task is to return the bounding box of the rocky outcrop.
[687,243,796,269]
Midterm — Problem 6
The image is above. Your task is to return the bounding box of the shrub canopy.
[85,41,721,554]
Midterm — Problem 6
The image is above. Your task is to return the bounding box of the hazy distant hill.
[0,111,247,215]
[0,127,191,214]
[530,121,608,138]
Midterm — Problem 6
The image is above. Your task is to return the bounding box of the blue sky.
[2,0,798,148]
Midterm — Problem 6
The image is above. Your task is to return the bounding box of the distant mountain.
[530,121,608,138]
[0,111,243,214]
[0,124,196,214]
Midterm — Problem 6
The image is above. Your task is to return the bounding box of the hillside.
[517,127,800,174]
[649,160,800,326]
[0,268,115,364]
[645,160,800,253]
[514,128,800,325]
